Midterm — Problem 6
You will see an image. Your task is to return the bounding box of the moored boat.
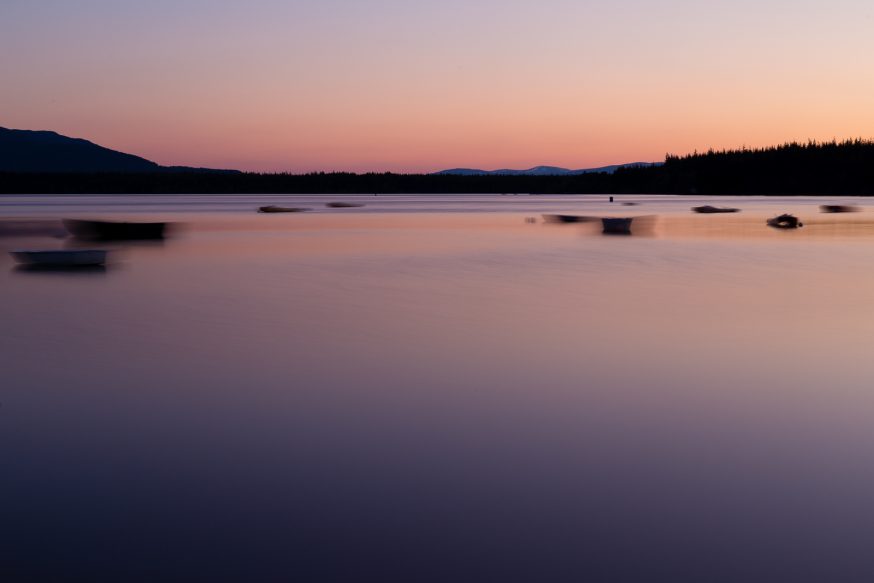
[326,202,364,208]
[258,205,311,213]
[542,214,596,223]
[692,205,740,214]
[63,219,167,240]
[766,214,803,229]
[820,205,859,213]
[602,217,633,234]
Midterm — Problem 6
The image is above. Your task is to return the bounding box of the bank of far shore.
[3,140,874,195]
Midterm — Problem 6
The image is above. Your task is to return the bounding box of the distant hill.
[433,163,659,176]
[0,127,237,173]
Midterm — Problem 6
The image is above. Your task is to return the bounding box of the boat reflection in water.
[9,248,110,275]
[542,214,656,236]
[13,263,108,276]
[10,249,107,266]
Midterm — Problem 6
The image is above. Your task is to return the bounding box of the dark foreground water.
[4,195,874,581]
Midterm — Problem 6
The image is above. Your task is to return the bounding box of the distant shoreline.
[2,188,872,197]
[5,130,874,195]
[2,170,873,196]
[4,139,874,195]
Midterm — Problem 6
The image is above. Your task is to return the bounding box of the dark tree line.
[645,139,874,195]
[3,139,874,195]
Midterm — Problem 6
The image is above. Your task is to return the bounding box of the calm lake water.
[4,194,874,581]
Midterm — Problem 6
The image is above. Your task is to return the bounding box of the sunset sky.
[3,0,874,172]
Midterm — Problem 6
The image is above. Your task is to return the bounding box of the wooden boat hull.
[64,219,166,240]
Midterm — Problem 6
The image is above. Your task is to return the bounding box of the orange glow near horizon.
[4,0,874,172]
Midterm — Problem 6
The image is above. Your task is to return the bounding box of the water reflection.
[4,196,874,580]
[542,214,657,236]
[0,218,66,237]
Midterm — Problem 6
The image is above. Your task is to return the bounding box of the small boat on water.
[64,219,167,240]
[326,202,364,208]
[258,205,311,213]
[602,217,633,234]
[10,249,107,267]
[693,205,740,214]
[542,214,596,223]
[820,204,859,213]
[767,214,803,229]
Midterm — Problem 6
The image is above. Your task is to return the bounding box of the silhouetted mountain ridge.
[0,127,238,173]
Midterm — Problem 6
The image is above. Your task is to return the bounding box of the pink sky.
[3,0,874,172]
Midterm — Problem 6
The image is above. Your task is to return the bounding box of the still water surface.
[3,195,874,581]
